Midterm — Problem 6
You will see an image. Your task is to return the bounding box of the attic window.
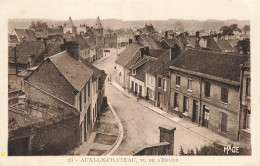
[66,72,72,78]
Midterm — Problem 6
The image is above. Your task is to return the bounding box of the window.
[205,81,211,97]
[187,79,192,90]
[84,86,86,103]
[176,75,181,86]
[246,77,251,97]
[183,96,189,113]
[88,82,90,97]
[163,79,167,91]
[174,93,179,110]
[158,77,162,87]
[219,112,227,133]
[243,109,251,130]
[221,87,228,103]
[79,92,82,112]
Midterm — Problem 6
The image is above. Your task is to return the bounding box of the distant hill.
[8,18,250,33]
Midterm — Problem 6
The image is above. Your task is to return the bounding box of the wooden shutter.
[221,87,228,103]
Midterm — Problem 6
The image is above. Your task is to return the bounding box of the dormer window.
[132,69,136,75]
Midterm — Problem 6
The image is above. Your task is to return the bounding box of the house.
[8,34,19,47]
[198,36,221,52]
[24,41,104,145]
[115,43,143,89]
[168,49,249,141]
[239,59,250,143]
[104,32,117,48]
[10,28,37,43]
[84,37,96,62]
[128,49,161,97]
[63,16,77,34]
[8,41,46,72]
[143,23,156,34]
[8,92,80,155]
[145,46,178,108]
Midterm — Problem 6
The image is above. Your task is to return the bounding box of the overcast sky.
[0,0,258,21]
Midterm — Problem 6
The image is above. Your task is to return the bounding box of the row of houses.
[8,41,107,155]
[115,42,250,143]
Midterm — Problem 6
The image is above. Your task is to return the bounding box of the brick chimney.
[170,44,180,60]
[65,41,80,61]
[28,54,35,68]
[140,47,145,58]
[165,30,168,40]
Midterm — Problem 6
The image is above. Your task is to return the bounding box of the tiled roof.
[139,36,163,49]
[131,58,155,82]
[241,59,250,69]
[8,41,46,65]
[217,39,234,50]
[187,37,197,48]
[129,58,149,70]
[115,43,142,67]
[145,49,166,58]
[228,38,239,47]
[49,51,94,91]
[171,50,249,82]
[145,50,173,77]
[200,36,221,51]
[13,29,37,42]
[46,43,63,58]
[75,35,90,50]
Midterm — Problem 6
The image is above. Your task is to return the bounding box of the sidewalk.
[110,81,243,147]
[72,104,122,156]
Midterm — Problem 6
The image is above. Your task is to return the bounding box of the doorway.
[192,100,198,122]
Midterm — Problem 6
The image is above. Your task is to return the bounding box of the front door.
[202,106,209,127]
[135,83,138,95]
[157,92,161,107]
[192,100,198,122]
[84,113,87,142]
[139,85,142,97]
[146,87,149,100]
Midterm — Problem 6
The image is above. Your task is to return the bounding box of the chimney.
[145,46,149,53]
[170,44,180,60]
[135,35,140,42]
[65,41,80,61]
[28,54,35,68]
[196,31,200,38]
[165,30,168,40]
[140,47,145,58]
[129,38,133,44]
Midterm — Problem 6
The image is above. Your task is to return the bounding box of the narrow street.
[93,48,212,155]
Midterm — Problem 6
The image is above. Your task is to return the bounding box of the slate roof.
[129,58,149,70]
[95,16,103,29]
[49,51,94,91]
[131,58,155,82]
[115,43,142,66]
[170,50,249,82]
[65,16,74,28]
[200,36,221,51]
[84,37,96,49]
[8,41,46,64]
[139,36,163,49]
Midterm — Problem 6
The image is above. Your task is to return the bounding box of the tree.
[30,20,48,32]
[174,21,184,32]
[237,38,250,55]
[242,25,250,33]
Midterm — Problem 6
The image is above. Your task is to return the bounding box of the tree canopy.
[219,24,242,36]
[237,38,250,55]
[29,20,48,32]
[242,25,250,33]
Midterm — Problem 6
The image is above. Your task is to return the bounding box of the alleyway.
[93,48,230,155]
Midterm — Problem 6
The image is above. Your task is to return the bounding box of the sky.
[0,0,258,21]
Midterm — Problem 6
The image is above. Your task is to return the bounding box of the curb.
[110,82,223,143]
[102,101,124,156]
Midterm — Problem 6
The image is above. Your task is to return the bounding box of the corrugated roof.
[49,51,94,91]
